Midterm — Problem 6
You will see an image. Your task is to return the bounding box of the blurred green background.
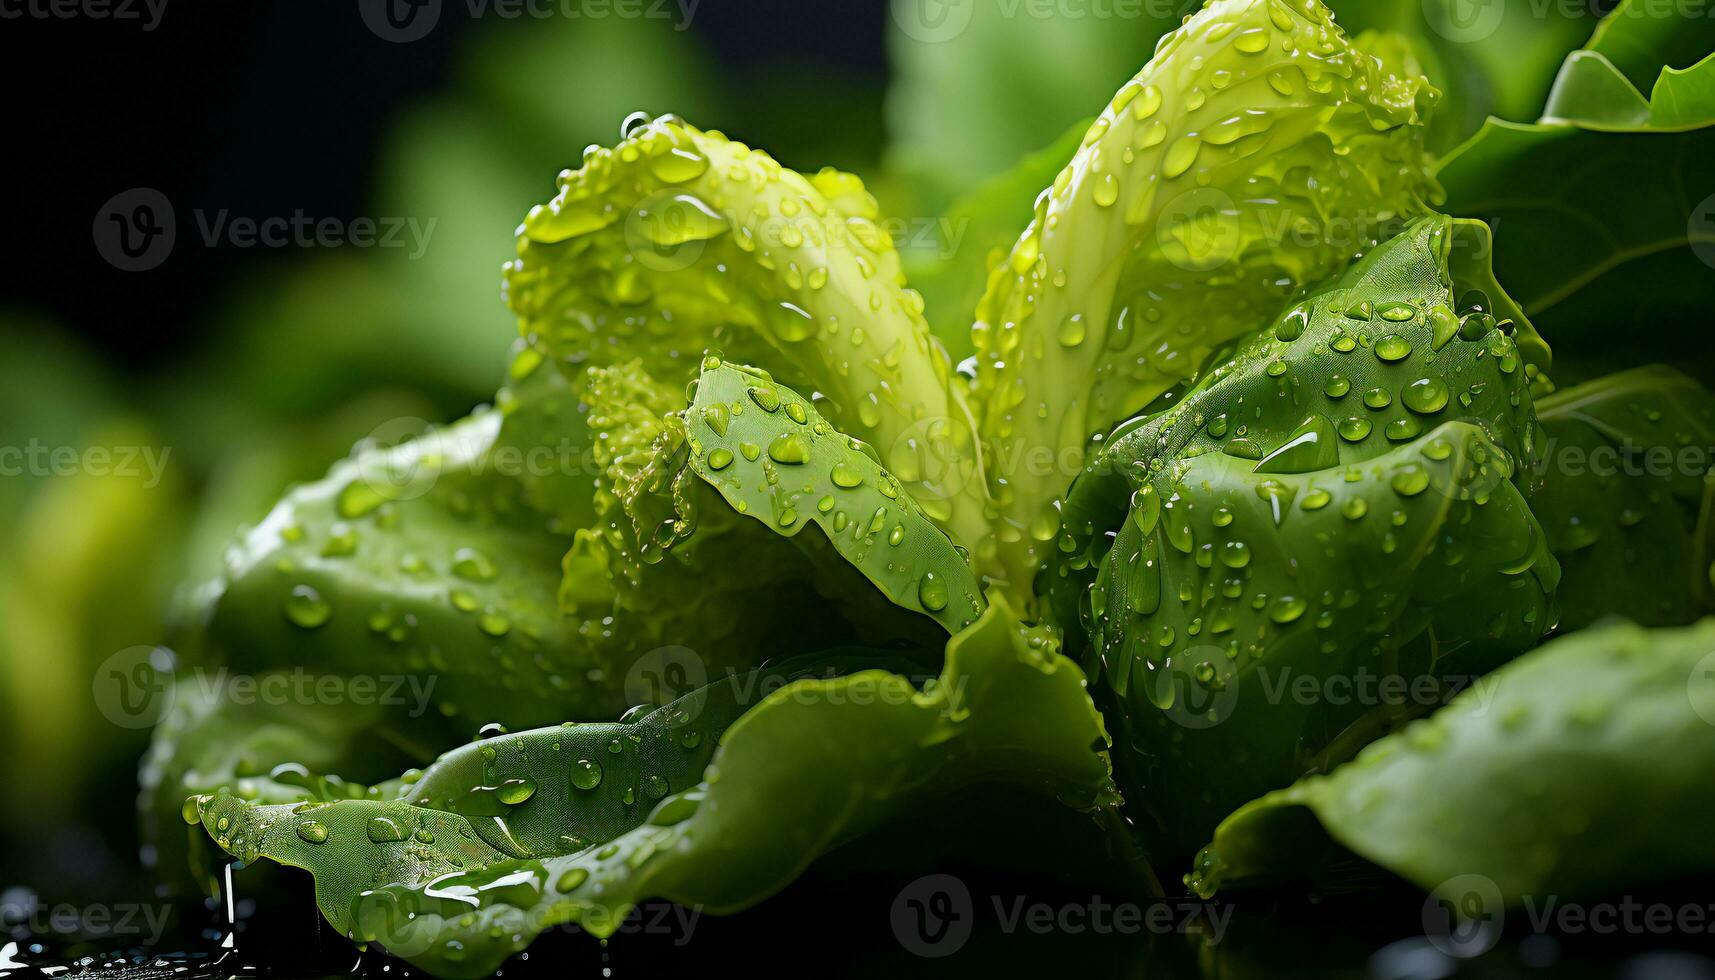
[0,0,1609,926]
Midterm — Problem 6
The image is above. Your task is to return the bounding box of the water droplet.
[1093,174,1120,208]
[701,404,729,436]
[1375,334,1412,362]
[1391,466,1430,497]
[1428,304,1459,350]
[285,585,331,629]
[1255,414,1339,474]
[1324,375,1350,398]
[497,778,538,806]
[572,759,603,790]
[1337,417,1372,442]
[1122,80,1160,121]
[453,547,499,582]
[1363,388,1392,410]
[1276,306,1311,342]
[1132,486,1161,535]
[1058,314,1088,348]
[1163,136,1201,178]
[707,448,734,471]
[337,481,386,519]
[830,460,863,488]
[747,386,780,412]
[648,146,710,184]
[1270,596,1308,624]
[767,432,811,464]
[1385,417,1423,442]
[367,816,407,842]
[296,820,329,844]
[918,572,949,611]
[478,610,512,637]
[1459,312,1496,341]
[1402,378,1450,415]
[1234,27,1269,52]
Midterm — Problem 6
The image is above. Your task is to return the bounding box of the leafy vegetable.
[181,407,626,730]
[679,359,984,633]
[505,115,992,550]
[1187,618,1715,903]
[190,598,1115,978]
[118,2,1715,975]
[968,0,1440,606]
[1050,215,1557,851]
[1435,2,1715,384]
[1533,367,1715,630]
[1340,1,1599,152]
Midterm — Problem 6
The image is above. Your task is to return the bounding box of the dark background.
[2,0,890,366]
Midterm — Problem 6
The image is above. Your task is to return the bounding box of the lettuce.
[186,599,1114,978]
[1188,619,1715,904]
[137,1,1715,975]
[968,0,1440,608]
[1048,215,1557,850]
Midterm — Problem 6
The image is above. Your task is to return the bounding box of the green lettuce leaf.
[1435,2,1715,385]
[677,359,984,633]
[575,356,977,671]
[1188,618,1715,905]
[191,597,1117,978]
[968,0,1439,608]
[1533,366,1715,630]
[1338,2,1599,153]
[138,675,424,891]
[179,407,627,730]
[505,115,991,550]
[1051,216,1557,852]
